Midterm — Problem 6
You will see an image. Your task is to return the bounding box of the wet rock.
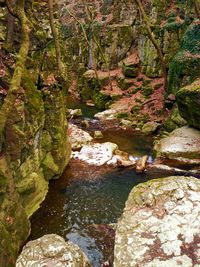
[72,142,118,166]
[72,142,136,167]
[120,119,133,128]
[81,120,90,128]
[94,109,125,121]
[142,121,160,135]
[67,108,82,117]
[154,126,200,166]
[136,155,148,173]
[68,123,93,150]
[114,176,200,267]
[16,234,91,267]
[94,130,104,139]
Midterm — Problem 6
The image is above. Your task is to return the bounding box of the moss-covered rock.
[164,104,187,132]
[142,121,160,135]
[176,79,200,129]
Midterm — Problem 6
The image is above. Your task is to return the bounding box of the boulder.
[68,109,82,117]
[72,142,118,166]
[72,142,136,167]
[114,176,200,267]
[164,104,187,132]
[122,54,140,78]
[68,123,93,150]
[94,130,104,139]
[154,126,200,166]
[142,121,160,135]
[16,234,91,267]
[177,79,200,129]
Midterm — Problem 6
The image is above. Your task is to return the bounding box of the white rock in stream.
[72,142,118,166]
[68,123,93,150]
[72,142,137,167]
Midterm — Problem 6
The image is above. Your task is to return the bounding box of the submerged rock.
[16,234,91,267]
[114,176,200,267]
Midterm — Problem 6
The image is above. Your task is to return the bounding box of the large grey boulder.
[16,234,91,267]
[154,126,200,166]
[114,176,200,267]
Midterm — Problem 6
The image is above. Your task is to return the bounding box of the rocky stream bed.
[16,103,200,267]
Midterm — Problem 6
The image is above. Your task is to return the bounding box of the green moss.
[92,92,111,109]
[168,22,200,94]
[42,152,59,180]
[116,112,129,119]
[131,105,141,114]
[176,80,200,129]
[142,86,154,98]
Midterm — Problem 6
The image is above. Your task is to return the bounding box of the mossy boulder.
[122,54,140,78]
[142,121,160,135]
[164,104,187,132]
[176,79,200,129]
[141,85,154,97]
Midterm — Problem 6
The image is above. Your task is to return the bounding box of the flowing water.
[30,99,154,266]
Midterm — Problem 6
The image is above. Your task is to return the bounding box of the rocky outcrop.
[177,79,200,129]
[114,176,200,267]
[168,21,200,94]
[16,234,91,267]
[0,77,71,265]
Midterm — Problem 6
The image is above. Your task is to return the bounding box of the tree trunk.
[47,0,62,75]
[6,0,16,49]
[194,0,200,19]
[0,0,31,147]
[135,0,168,91]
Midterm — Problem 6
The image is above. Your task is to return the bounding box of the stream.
[30,98,154,266]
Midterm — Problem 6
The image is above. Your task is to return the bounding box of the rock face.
[16,234,91,267]
[177,79,200,129]
[168,21,200,94]
[114,176,200,267]
[0,79,71,265]
[154,126,200,167]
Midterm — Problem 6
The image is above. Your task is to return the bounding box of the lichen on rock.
[114,176,200,267]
